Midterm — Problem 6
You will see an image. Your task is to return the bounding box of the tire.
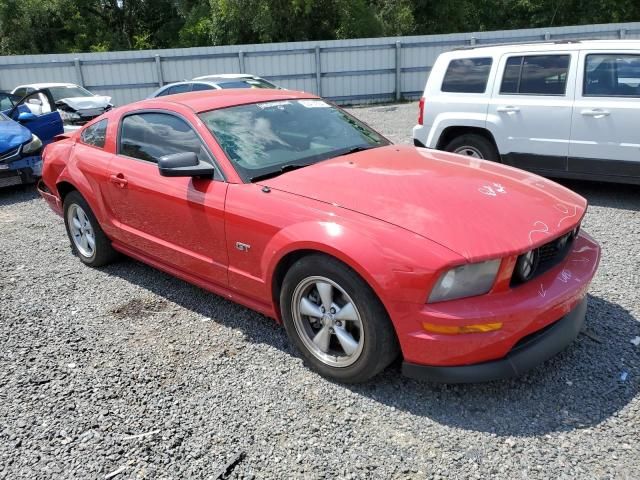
[280,254,399,383]
[444,133,499,161]
[63,190,118,267]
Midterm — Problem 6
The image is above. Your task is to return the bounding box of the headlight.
[428,259,501,303]
[22,134,42,154]
[59,110,80,122]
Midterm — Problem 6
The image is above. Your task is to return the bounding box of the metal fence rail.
[1,22,639,106]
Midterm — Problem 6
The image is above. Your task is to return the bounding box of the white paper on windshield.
[299,100,330,108]
[256,101,291,109]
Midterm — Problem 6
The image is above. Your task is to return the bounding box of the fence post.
[395,41,402,101]
[470,37,477,46]
[620,29,627,39]
[544,32,551,40]
[74,58,85,87]
[238,51,245,73]
[315,45,322,97]
[155,55,164,87]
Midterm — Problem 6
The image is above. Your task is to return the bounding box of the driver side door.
[106,110,229,286]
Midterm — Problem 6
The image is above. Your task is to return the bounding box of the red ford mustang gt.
[38,89,600,383]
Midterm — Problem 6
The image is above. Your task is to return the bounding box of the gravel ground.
[1,102,639,479]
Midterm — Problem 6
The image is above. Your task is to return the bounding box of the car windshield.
[199,99,389,182]
[217,78,277,89]
[48,86,94,102]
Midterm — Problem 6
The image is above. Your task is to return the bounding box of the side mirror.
[17,111,38,122]
[27,98,43,106]
[157,152,216,178]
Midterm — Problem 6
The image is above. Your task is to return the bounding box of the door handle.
[581,108,610,118]
[496,106,520,113]
[109,173,128,188]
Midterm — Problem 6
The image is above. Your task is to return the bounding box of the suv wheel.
[445,134,499,161]
[280,255,399,383]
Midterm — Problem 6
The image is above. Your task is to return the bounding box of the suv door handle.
[581,108,610,118]
[496,106,520,113]
[109,173,128,188]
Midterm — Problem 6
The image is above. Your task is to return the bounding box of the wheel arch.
[436,126,499,154]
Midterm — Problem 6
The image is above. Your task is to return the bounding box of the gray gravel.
[1,102,639,479]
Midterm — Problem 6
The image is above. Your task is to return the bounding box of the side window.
[13,88,27,98]
[584,54,640,97]
[167,84,191,95]
[81,119,108,148]
[441,57,493,93]
[191,83,215,92]
[500,55,570,95]
[119,112,209,164]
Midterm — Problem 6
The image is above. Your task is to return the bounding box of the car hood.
[0,114,31,156]
[57,96,111,111]
[260,146,587,261]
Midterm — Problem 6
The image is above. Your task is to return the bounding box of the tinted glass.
[119,113,208,163]
[199,99,388,182]
[81,119,108,148]
[191,83,215,91]
[48,86,94,102]
[584,54,640,97]
[217,78,277,89]
[500,56,523,94]
[501,55,569,95]
[0,92,19,110]
[167,84,192,95]
[441,58,493,93]
[12,88,27,98]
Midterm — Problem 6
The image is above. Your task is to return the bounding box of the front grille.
[0,146,20,162]
[511,228,577,286]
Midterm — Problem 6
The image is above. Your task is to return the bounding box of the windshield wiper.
[250,163,311,183]
[334,144,379,158]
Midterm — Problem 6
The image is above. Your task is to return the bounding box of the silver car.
[149,74,280,98]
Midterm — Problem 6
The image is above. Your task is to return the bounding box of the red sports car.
[38,89,600,383]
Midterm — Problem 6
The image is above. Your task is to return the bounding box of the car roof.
[193,73,256,81]
[449,39,640,56]
[14,82,80,89]
[136,89,318,113]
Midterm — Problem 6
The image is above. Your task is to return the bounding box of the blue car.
[0,90,63,188]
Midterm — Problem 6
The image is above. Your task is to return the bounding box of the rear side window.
[191,83,215,92]
[500,55,570,95]
[441,58,493,93]
[584,54,640,97]
[81,119,108,148]
[119,112,208,164]
[167,84,191,95]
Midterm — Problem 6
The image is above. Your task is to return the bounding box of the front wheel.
[444,133,499,161]
[280,255,399,383]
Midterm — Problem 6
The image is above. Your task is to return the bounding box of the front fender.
[263,219,460,310]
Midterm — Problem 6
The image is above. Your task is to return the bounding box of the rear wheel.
[63,191,118,267]
[280,255,398,383]
[445,134,499,161]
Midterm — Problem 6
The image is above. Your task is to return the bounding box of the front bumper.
[391,231,600,382]
[402,296,587,383]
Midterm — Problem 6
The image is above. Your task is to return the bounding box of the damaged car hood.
[261,145,587,262]
[57,96,111,111]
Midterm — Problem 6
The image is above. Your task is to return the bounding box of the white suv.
[412,40,640,185]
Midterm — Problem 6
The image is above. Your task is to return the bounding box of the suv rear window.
[500,55,570,95]
[441,58,493,93]
[584,54,640,97]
